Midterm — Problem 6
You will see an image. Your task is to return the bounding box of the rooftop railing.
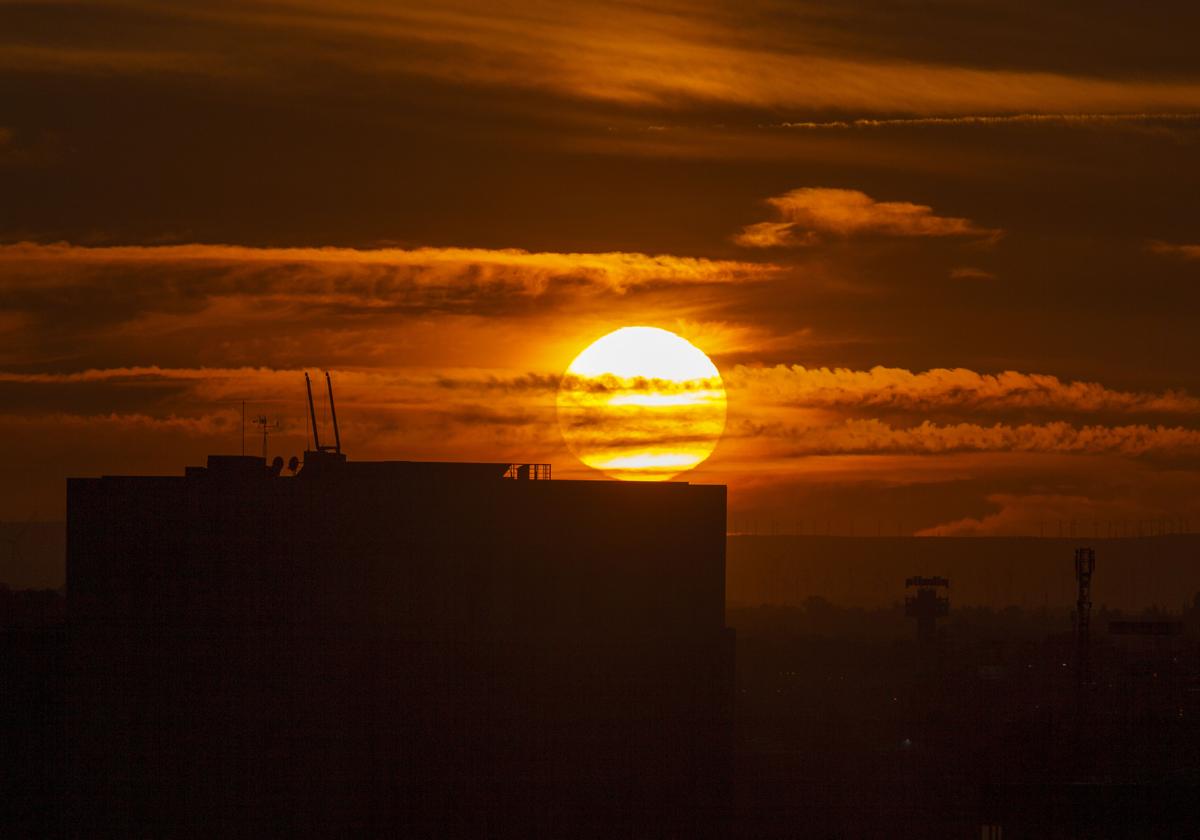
[504,463,552,480]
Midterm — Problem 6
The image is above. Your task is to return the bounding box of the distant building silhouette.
[68,449,732,837]
[904,575,950,645]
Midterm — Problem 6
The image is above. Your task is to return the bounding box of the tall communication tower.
[905,575,949,682]
[905,576,950,645]
[1074,547,1095,690]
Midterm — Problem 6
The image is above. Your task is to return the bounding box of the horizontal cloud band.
[738,418,1200,457]
[6,362,1198,415]
[0,241,777,296]
[728,364,1200,414]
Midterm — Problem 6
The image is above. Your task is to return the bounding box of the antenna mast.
[305,372,322,451]
[1074,547,1095,690]
[325,371,342,455]
[253,415,279,460]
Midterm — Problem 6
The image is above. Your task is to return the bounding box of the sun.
[557,326,727,481]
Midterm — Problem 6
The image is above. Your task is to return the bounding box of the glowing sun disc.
[557,326,727,481]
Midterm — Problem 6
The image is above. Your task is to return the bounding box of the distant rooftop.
[186,454,551,483]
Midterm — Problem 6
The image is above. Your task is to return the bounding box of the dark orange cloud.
[0,243,782,378]
[733,189,1001,247]
[729,365,1200,415]
[1148,241,1200,260]
[731,418,1200,458]
[0,242,774,296]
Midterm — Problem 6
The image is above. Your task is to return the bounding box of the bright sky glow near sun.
[557,327,727,481]
[3,0,1200,538]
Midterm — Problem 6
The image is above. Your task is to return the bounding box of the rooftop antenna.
[305,372,322,451]
[325,371,342,455]
[252,415,280,460]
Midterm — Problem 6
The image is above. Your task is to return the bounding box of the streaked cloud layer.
[730,365,1200,414]
[6,354,1200,535]
[9,2,1200,115]
[777,113,1200,131]
[0,242,773,294]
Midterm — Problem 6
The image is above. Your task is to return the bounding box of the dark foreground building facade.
[67,453,732,838]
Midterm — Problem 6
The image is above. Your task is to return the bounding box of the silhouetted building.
[67,451,732,838]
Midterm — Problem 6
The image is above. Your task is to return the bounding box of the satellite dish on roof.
[287,455,300,474]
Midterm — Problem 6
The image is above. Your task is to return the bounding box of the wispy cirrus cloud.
[776,113,1200,131]
[9,2,1200,121]
[733,188,1001,248]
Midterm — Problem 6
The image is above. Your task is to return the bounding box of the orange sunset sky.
[3,1,1200,535]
